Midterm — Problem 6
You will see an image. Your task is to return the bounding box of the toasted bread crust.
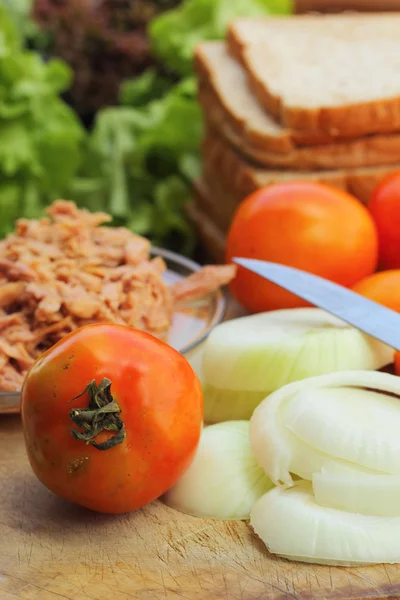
[195,44,294,153]
[196,42,400,168]
[201,131,400,220]
[200,87,400,170]
[190,149,400,260]
[227,14,400,137]
[257,81,400,138]
[195,42,338,151]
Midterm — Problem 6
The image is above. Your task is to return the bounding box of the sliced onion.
[250,370,400,485]
[280,430,366,483]
[319,459,384,476]
[249,385,358,485]
[250,481,400,565]
[201,308,392,423]
[313,467,400,516]
[284,381,400,474]
[163,421,273,520]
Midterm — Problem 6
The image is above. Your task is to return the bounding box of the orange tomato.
[226,182,378,313]
[352,270,400,312]
[368,170,400,270]
[21,324,203,514]
[353,270,400,375]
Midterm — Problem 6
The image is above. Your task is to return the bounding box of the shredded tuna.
[0,200,236,391]
[0,365,25,392]
[0,259,38,282]
[0,282,26,308]
[171,264,237,303]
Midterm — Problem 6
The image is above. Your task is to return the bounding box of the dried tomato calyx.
[69,378,126,451]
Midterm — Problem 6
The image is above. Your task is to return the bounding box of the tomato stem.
[69,378,126,450]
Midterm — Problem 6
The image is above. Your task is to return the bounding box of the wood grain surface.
[2,419,400,599]
[1,299,400,600]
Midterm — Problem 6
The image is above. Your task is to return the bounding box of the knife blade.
[233,257,400,350]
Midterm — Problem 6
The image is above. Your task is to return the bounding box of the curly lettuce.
[149,0,293,75]
[0,6,85,235]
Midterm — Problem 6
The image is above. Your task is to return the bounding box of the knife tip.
[232,257,249,266]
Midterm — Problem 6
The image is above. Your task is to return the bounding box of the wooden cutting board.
[1,297,400,600]
[1,415,400,600]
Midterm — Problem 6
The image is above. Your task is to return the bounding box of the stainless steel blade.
[233,257,400,350]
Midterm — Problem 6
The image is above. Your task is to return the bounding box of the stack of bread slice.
[188,12,400,261]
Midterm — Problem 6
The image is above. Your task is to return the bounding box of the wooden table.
[1,299,400,599]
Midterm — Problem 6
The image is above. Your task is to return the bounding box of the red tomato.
[21,324,203,514]
[352,270,400,312]
[354,271,400,372]
[226,182,378,313]
[368,170,400,269]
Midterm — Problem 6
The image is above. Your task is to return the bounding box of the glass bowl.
[0,247,227,415]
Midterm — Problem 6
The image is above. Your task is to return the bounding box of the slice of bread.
[227,14,400,137]
[196,42,400,170]
[195,42,337,152]
[201,132,400,231]
[228,13,400,52]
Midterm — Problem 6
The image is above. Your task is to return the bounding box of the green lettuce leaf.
[33,99,85,193]
[0,120,38,176]
[72,78,200,250]
[72,0,292,253]
[149,0,293,76]
[0,0,38,45]
[0,6,85,237]
[0,5,20,57]
[119,68,174,108]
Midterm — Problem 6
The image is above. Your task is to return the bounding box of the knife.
[232,257,400,351]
